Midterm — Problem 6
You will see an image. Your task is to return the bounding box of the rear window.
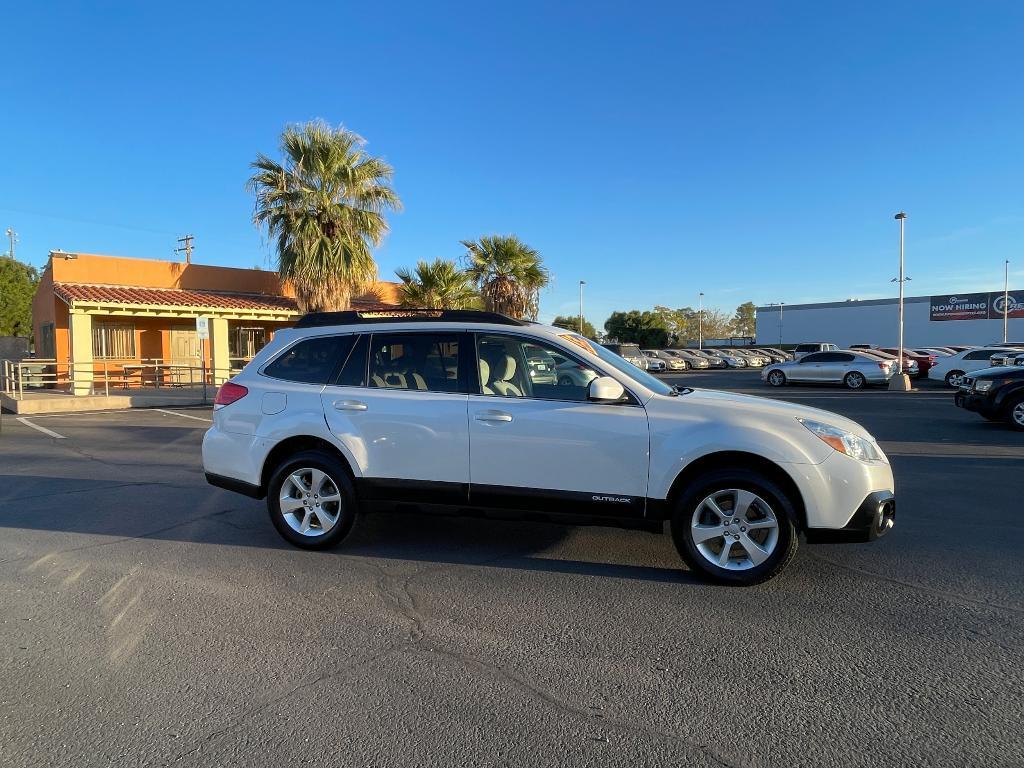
[263,335,354,384]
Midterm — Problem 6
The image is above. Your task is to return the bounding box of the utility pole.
[578,280,586,335]
[889,212,912,391]
[5,228,15,259]
[1003,260,1011,344]
[698,292,704,350]
[175,234,194,264]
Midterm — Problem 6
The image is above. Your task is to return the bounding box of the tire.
[844,371,866,389]
[558,376,574,387]
[681,361,690,370]
[1005,395,1024,431]
[670,468,800,586]
[766,369,786,387]
[945,370,965,388]
[266,450,358,550]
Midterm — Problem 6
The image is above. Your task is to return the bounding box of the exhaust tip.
[874,501,895,537]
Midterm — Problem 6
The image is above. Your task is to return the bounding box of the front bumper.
[955,390,994,416]
[806,491,895,543]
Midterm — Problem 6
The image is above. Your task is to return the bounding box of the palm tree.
[248,121,401,311]
[395,258,479,309]
[461,235,550,319]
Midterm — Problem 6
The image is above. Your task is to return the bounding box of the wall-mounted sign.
[929,291,1024,321]
[196,315,210,339]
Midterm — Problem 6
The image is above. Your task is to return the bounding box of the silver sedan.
[761,350,895,389]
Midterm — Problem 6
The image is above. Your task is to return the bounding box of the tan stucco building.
[31,252,398,394]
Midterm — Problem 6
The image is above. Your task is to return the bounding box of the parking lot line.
[15,417,67,439]
[154,408,212,423]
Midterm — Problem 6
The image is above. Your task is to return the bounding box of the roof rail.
[294,308,529,328]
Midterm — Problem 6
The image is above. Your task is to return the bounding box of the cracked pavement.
[1,377,1022,767]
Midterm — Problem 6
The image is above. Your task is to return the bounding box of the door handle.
[474,410,513,423]
[333,400,368,411]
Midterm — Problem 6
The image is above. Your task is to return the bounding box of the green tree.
[0,256,38,337]
[395,258,478,309]
[462,235,550,319]
[699,308,734,340]
[248,121,401,311]
[731,301,757,337]
[551,315,597,339]
[603,310,669,348]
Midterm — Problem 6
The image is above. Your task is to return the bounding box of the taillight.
[215,381,248,407]
[878,362,889,370]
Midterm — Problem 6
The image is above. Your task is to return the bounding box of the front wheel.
[844,371,866,389]
[670,469,799,585]
[267,450,358,549]
[766,369,786,387]
[945,370,965,388]
[1006,396,1024,431]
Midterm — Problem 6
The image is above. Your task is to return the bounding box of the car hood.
[972,365,1024,379]
[671,387,874,439]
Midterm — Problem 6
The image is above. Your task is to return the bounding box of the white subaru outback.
[203,310,895,585]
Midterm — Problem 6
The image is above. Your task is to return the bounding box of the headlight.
[974,380,994,392]
[798,418,884,462]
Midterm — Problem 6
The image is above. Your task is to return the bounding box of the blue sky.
[3,1,1022,325]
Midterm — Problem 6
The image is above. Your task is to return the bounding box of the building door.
[169,326,201,384]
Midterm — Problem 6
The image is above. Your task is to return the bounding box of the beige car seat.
[488,354,523,397]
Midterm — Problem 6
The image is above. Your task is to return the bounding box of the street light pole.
[768,302,784,346]
[698,292,704,350]
[578,280,586,335]
[4,228,15,260]
[1004,259,1010,344]
[889,212,912,391]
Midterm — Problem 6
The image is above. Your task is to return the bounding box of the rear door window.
[263,335,354,384]
[368,333,465,392]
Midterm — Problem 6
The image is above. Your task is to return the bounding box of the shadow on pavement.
[0,475,694,585]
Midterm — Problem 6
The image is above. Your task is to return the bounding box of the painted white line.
[154,408,212,423]
[16,417,67,439]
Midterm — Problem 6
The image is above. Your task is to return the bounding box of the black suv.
[955,366,1024,430]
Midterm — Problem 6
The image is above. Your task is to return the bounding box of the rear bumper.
[806,491,895,543]
[206,472,263,499]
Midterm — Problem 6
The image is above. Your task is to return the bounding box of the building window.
[230,326,268,362]
[92,323,136,359]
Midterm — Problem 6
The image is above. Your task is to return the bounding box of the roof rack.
[294,308,529,328]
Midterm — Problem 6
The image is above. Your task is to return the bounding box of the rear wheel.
[267,450,358,549]
[670,469,799,586]
[945,370,965,388]
[844,371,866,389]
[766,369,786,387]
[1006,395,1024,431]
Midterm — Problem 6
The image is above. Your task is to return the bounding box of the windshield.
[583,337,674,395]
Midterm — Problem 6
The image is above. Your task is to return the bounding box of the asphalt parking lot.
[2,370,1022,767]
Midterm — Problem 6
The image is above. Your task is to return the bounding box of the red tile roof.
[53,283,395,312]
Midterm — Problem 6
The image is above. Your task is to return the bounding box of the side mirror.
[588,376,625,403]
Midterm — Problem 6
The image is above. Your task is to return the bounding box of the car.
[921,347,956,356]
[644,349,687,371]
[753,348,789,364]
[672,350,711,369]
[691,349,727,368]
[928,347,1024,387]
[202,309,896,586]
[853,348,919,377]
[877,347,936,377]
[732,349,767,367]
[758,347,792,361]
[849,344,876,350]
[602,342,645,369]
[550,351,600,388]
[792,342,840,360]
[706,349,747,368]
[989,351,1024,367]
[525,348,558,385]
[762,350,895,389]
[955,365,1024,430]
[640,350,667,372]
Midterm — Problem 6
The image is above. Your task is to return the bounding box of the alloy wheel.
[767,370,785,387]
[845,372,865,389]
[1013,401,1024,428]
[278,467,343,537]
[690,489,779,571]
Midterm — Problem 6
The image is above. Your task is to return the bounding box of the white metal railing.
[1,358,234,401]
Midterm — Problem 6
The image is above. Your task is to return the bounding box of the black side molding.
[806,491,895,544]
[206,472,264,499]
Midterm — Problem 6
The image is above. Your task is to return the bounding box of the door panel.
[321,387,470,501]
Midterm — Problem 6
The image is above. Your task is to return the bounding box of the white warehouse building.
[756,289,1024,348]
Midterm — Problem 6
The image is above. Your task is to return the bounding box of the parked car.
[706,349,747,368]
[759,347,792,361]
[549,351,600,388]
[849,344,876,350]
[664,349,710,370]
[792,342,840,360]
[850,348,919,377]
[955,365,1024,430]
[525,348,558,385]
[692,349,727,368]
[753,348,788,364]
[203,308,895,586]
[928,347,1024,387]
[762,350,895,389]
[645,349,687,371]
[989,351,1024,367]
[732,349,768,367]
[602,343,645,369]
[921,347,956,356]
[641,351,667,372]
